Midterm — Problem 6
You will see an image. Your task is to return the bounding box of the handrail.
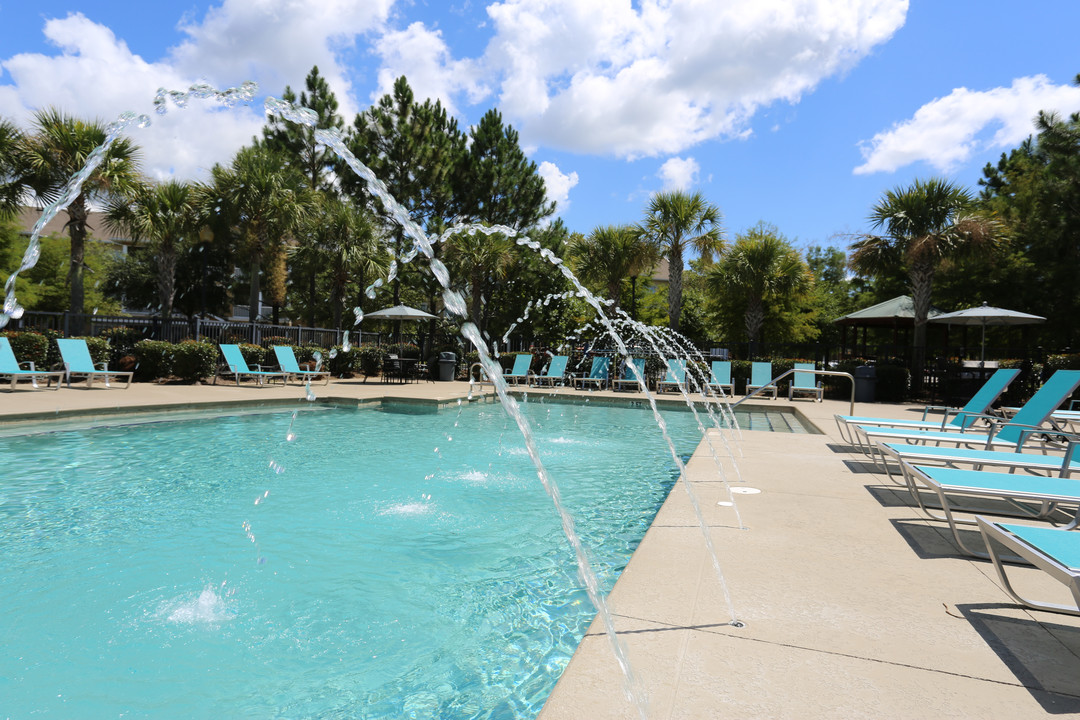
[731,369,856,416]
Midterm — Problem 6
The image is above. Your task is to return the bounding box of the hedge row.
[1,330,423,384]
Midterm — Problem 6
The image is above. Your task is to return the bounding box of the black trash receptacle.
[438,352,457,382]
[854,365,877,403]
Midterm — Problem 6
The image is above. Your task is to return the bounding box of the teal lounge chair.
[533,355,569,387]
[573,356,610,390]
[612,357,646,392]
[56,338,133,389]
[504,354,534,386]
[708,361,734,397]
[878,439,1080,486]
[904,464,1080,558]
[0,336,63,391]
[273,346,330,386]
[978,517,1080,616]
[657,359,687,393]
[215,344,287,386]
[835,368,1019,443]
[746,361,776,399]
[788,362,822,402]
[855,370,1080,456]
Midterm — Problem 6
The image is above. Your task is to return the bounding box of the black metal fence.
[7,311,390,348]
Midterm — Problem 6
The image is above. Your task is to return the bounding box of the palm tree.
[849,177,1005,392]
[443,228,515,331]
[708,223,812,353]
[20,109,141,330]
[566,225,661,316]
[295,196,386,330]
[640,189,723,331]
[0,118,28,220]
[209,145,308,323]
[105,180,199,323]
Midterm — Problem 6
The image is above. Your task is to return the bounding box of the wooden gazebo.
[834,295,944,359]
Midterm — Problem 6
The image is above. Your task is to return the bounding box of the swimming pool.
[0,401,705,718]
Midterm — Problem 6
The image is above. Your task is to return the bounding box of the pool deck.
[3,378,1079,717]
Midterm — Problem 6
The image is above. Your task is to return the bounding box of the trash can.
[438,352,457,382]
[854,365,877,403]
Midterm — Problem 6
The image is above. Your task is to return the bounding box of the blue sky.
[2,1,1079,253]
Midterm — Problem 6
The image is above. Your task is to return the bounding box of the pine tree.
[460,109,553,229]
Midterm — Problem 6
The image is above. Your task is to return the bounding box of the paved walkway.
[3,379,1079,717]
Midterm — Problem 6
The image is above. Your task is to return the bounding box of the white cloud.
[0,2,395,182]
[371,22,486,114]
[170,0,395,119]
[0,13,264,181]
[478,0,908,158]
[537,160,578,213]
[657,156,699,190]
[854,75,1080,174]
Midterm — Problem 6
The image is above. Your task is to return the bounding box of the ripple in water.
[163,584,235,625]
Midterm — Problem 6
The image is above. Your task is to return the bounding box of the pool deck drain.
[2,379,1079,717]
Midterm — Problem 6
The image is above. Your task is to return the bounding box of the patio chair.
[612,357,646,392]
[877,436,1080,486]
[504,353,534,386]
[788,362,822,402]
[533,355,569,387]
[0,336,63,391]
[657,359,687,393]
[707,361,734,397]
[56,338,133,389]
[853,369,1080,457]
[573,356,610,390]
[977,517,1080,616]
[214,344,288,386]
[834,368,1019,443]
[746,361,777,399]
[272,346,330,386]
[902,463,1080,558]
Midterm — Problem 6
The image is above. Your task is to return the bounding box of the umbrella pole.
[980,322,986,367]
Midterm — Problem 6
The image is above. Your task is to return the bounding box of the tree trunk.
[745,295,765,356]
[307,268,316,327]
[909,262,934,395]
[667,246,683,332]
[248,252,262,323]
[66,199,88,335]
[157,240,177,323]
[607,281,622,317]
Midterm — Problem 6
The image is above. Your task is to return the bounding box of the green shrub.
[261,335,293,349]
[3,331,49,369]
[293,344,328,369]
[326,345,362,377]
[358,343,386,377]
[171,341,219,383]
[1045,354,1080,371]
[133,340,175,382]
[237,343,269,368]
[392,342,420,360]
[100,326,142,364]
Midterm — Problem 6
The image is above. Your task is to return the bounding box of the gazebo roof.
[834,295,944,327]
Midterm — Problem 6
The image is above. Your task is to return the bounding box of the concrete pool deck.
[3,378,1079,717]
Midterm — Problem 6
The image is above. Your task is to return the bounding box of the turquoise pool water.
[0,401,704,718]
